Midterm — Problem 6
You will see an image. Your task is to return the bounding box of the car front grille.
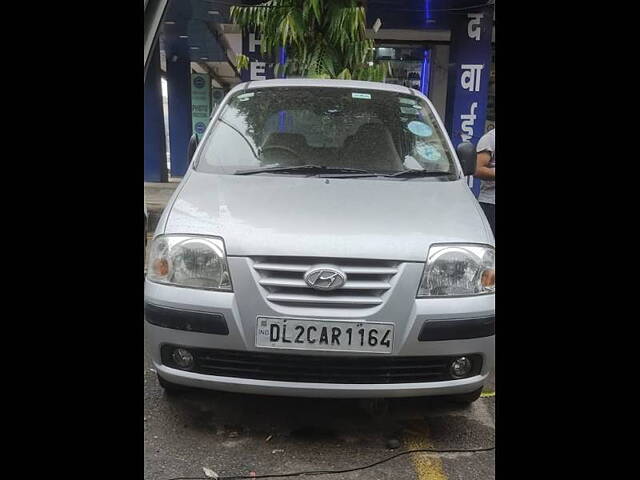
[251,256,400,308]
[161,345,482,384]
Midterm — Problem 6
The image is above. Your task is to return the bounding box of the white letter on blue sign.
[251,61,266,80]
[249,33,261,53]
[460,64,484,92]
[460,102,478,141]
[467,13,484,41]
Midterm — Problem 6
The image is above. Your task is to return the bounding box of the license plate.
[255,316,394,354]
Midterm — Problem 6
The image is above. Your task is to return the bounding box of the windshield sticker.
[403,155,424,170]
[415,142,442,162]
[407,121,433,137]
[399,97,417,105]
[352,92,371,99]
[237,92,255,102]
[400,106,420,115]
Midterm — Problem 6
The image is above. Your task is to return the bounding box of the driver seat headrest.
[342,123,402,171]
[262,133,309,152]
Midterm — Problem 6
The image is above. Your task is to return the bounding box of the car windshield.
[195,86,457,177]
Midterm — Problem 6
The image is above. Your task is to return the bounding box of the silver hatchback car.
[144,79,494,403]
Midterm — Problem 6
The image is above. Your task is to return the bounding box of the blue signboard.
[241,30,275,82]
[445,6,493,196]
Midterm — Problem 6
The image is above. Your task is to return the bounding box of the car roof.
[236,78,416,95]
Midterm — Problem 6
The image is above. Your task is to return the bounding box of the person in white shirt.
[474,128,495,238]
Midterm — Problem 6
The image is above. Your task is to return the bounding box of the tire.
[447,387,483,405]
[157,374,190,395]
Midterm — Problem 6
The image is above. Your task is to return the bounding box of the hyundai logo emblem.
[304,266,347,291]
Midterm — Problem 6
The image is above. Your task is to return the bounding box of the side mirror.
[188,134,199,161]
[456,142,477,176]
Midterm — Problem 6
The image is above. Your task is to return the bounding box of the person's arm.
[475,150,495,180]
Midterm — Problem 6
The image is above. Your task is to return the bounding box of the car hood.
[163,172,492,261]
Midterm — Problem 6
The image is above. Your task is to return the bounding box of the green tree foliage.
[230,0,387,81]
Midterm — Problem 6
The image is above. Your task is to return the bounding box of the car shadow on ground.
[158,386,488,447]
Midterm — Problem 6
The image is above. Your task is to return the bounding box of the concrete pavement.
[144,347,495,480]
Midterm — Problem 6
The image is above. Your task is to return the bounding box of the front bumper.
[144,257,494,398]
[153,362,490,398]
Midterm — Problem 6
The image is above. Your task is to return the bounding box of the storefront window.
[375,45,429,94]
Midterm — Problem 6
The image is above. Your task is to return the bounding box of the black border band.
[418,316,495,341]
[144,302,229,335]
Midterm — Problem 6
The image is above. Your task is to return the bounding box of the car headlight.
[146,235,232,291]
[417,244,494,297]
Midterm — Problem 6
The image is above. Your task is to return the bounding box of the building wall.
[429,44,449,121]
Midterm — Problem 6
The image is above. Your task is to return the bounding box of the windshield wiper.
[234,165,373,176]
[384,169,455,179]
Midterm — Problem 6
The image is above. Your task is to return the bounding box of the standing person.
[475,128,495,238]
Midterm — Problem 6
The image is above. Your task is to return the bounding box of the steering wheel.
[261,145,301,158]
